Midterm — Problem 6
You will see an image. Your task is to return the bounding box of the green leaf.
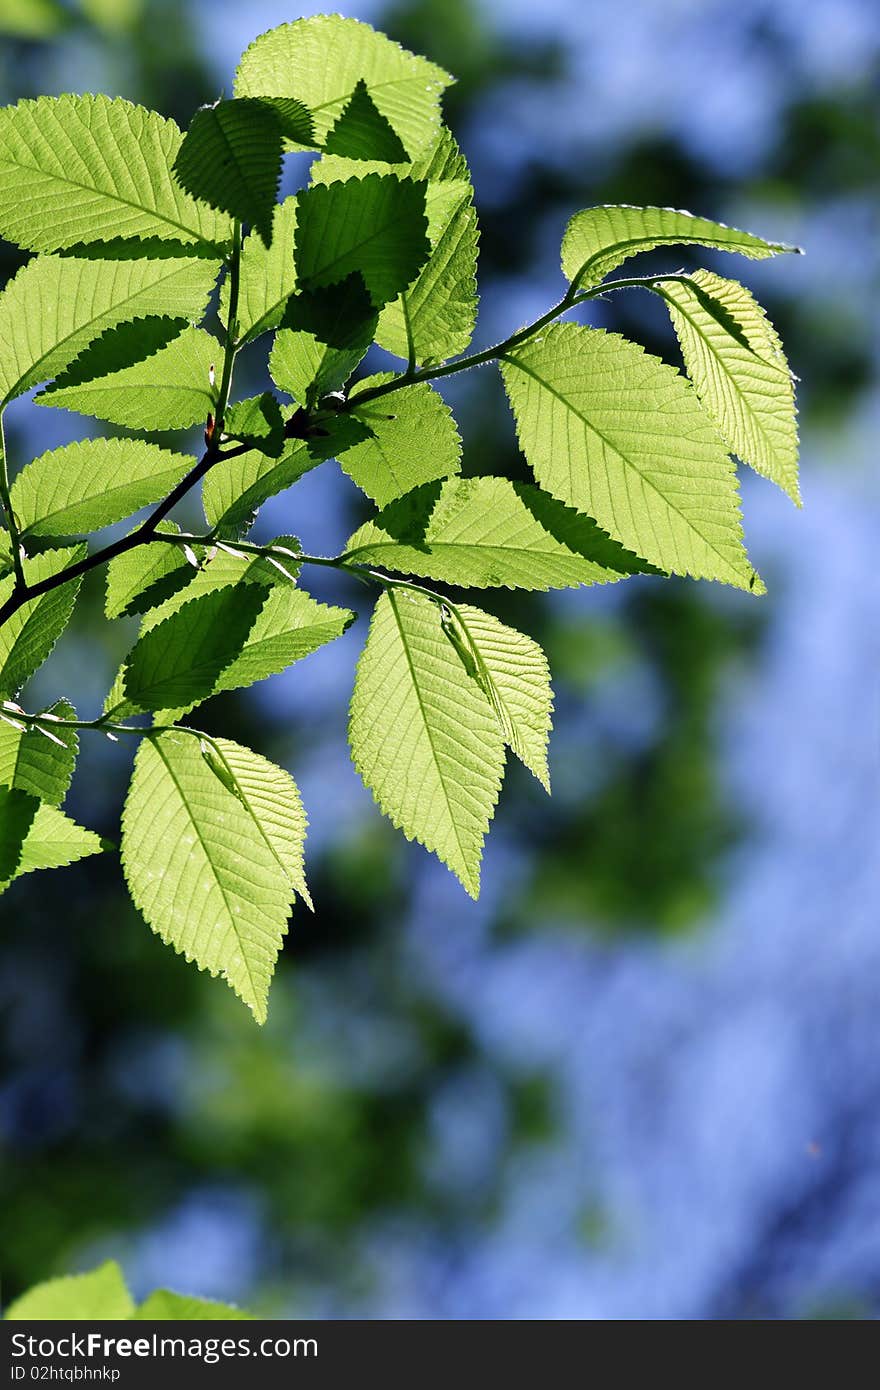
[0,94,232,253]
[3,1262,134,1321]
[313,129,480,363]
[112,550,352,722]
[0,784,105,890]
[171,584,351,723]
[203,736,311,908]
[380,134,478,364]
[37,324,219,430]
[234,15,451,155]
[202,416,367,537]
[350,588,505,896]
[121,730,298,1021]
[142,539,303,605]
[0,253,220,405]
[134,1290,252,1321]
[173,99,286,248]
[345,476,655,590]
[0,784,38,880]
[659,269,800,504]
[340,376,462,505]
[500,323,761,591]
[257,97,318,147]
[0,697,78,805]
[151,558,350,722]
[561,204,798,290]
[223,393,285,455]
[11,438,194,537]
[39,314,187,388]
[294,173,429,308]
[324,79,409,162]
[10,799,105,880]
[104,523,200,620]
[118,585,267,715]
[451,605,553,791]
[224,196,298,345]
[269,274,378,407]
[0,547,86,697]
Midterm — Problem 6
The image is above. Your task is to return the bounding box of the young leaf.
[270,334,361,411]
[37,325,219,430]
[313,129,480,363]
[104,523,199,620]
[659,269,800,503]
[223,393,285,456]
[500,323,761,591]
[234,15,451,155]
[121,730,297,1022]
[294,174,429,308]
[0,253,220,405]
[118,585,267,715]
[0,697,78,805]
[3,1262,134,1321]
[11,438,194,537]
[0,547,86,696]
[269,274,378,406]
[339,376,462,505]
[451,605,553,791]
[349,588,505,897]
[223,197,298,344]
[173,99,285,248]
[324,79,409,162]
[561,204,798,290]
[0,94,232,252]
[345,476,655,590]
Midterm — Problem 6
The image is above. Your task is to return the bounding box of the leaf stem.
[0,268,692,635]
[1,703,226,750]
[342,272,703,410]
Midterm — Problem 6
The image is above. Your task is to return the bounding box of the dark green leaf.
[294,174,429,307]
[224,394,285,456]
[324,79,409,162]
[174,99,283,247]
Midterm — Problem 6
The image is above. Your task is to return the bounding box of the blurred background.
[0,0,878,1321]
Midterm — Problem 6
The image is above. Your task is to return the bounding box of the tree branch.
[337,272,703,411]
[0,269,691,634]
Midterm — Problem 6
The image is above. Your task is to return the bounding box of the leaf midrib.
[573,231,776,288]
[0,150,217,246]
[3,261,217,404]
[502,350,744,578]
[153,738,261,1011]
[665,292,793,463]
[20,467,186,535]
[388,589,474,891]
